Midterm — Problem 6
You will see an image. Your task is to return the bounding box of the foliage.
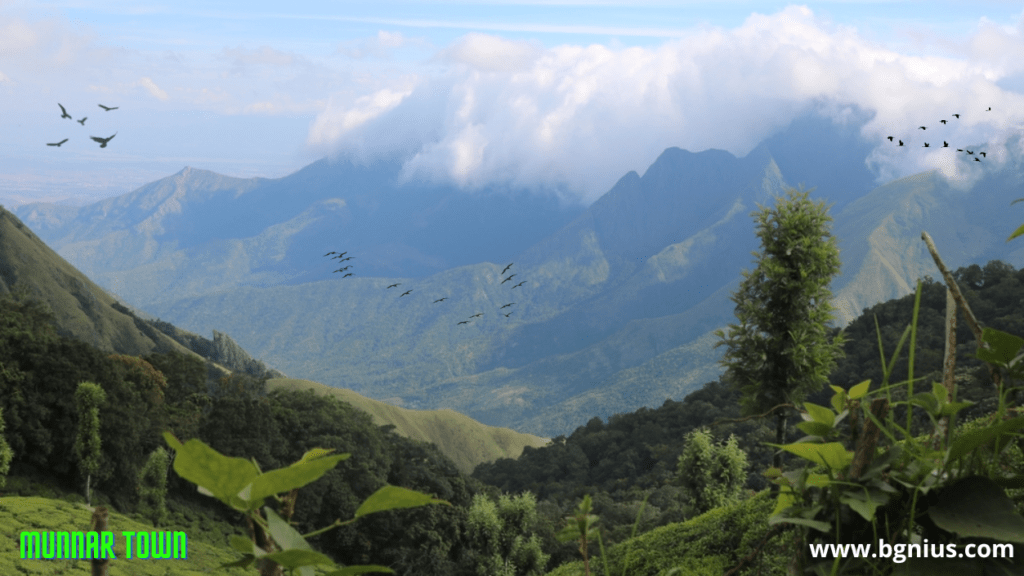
[715,187,846,467]
[546,491,788,576]
[765,281,1024,574]
[137,446,170,526]
[72,380,106,505]
[163,431,450,576]
[0,406,12,488]
[467,491,550,575]
[675,428,748,515]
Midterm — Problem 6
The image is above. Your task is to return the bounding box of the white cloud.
[308,5,1024,203]
[138,76,169,100]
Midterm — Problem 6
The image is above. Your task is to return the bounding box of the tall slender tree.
[73,381,106,506]
[714,187,845,469]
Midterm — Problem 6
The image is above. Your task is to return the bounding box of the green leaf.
[931,381,948,406]
[910,392,940,416]
[162,432,259,511]
[939,401,973,418]
[796,421,833,437]
[265,506,311,552]
[928,476,1024,543]
[777,442,853,470]
[354,485,450,519]
[849,380,871,400]
[976,328,1024,365]
[1007,222,1024,242]
[218,555,255,569]
[803,402,835,427]
[839,489,890,522]
[228,535,266,557]
[261,549,336,569]
[243,453,349,506]
[947,416,1024,462]
[768,515,832,533]
[324,566,395,576]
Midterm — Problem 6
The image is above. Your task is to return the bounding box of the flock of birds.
[886,107,993,161]
[47,103,119,148]
[323,251,527,326]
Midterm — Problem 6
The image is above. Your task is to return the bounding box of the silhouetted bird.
[342,273,353,278]
[90,133,116,148]
[975,157,981,162]
[434,298,447,303]
[324,251,337,257]
[980,152,987,157]
[919,126,926,130]
[943,141,948,147]
[923,143,930,147]
[512,281,526,289]
[504,312,513,318]
[400,290,412,297]
[98,104,118,111]
[887,136,894,142]
[957,149,963,152]
[387,283,400,289]
[77,117,87,126]
[469,313,483,318]
[953,114,960,118]
[500,274,516,285]
[332,268,345,273]
[338,266,352,272]
[338,257,354,262]
[940,120,947,124]
[46,139,68,147]
[500,303,514,309]
[457,321,469,325]
[967,150,974,155]
[58,103,72,119]
[501,263,513,275]
[899,140,904,146]
[986,107,992,111]
[334,251,348,258]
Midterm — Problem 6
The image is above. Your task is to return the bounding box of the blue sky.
[2,1,1023,206]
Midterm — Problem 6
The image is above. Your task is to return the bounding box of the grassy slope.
[0,496,249,576]
[268,377,550,475]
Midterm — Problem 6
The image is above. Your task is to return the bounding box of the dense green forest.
[1,258,1023,574]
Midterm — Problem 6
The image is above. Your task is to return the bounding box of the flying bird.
[58,103,72,119]
[975,157,981,162]
[400,290,412,297]
[457,321,470,325]
[469,313,483,318]
[500,274,516,285]
[957,149,963,152]
[500,303,515,309]
[342,273,353,278]
[887,136,894,142]
[943,141,948,147]
[504,312,513,318]
[919,126,927,130]
[986,107,992,111]
[980,152,987,157]
[966,150,974,155]
[77,117,87,126]
[98,104,118,111]
[323,251,337,257]
[512,281,526,289]
[501,263,514,275]
[923,143,930,147]
[46,138,68,147]
[90,132,116,148]
[953,114,960,118]
[338,265,352,272]
[940,120,947,124]
[386,283,401,289]
[898,140,904,146]
[434,298,447,303]
[338,257,354,262]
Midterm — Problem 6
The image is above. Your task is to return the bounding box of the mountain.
[268,377,549,475]
[14,158,584,308]
[12,114,1024,437]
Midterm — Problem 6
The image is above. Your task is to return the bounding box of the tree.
[137,447,170,525]
[714,187,845,469]
[466,491,549,576]
[0,406,12,488]
[675,428,748,515]
[72,381,106,505]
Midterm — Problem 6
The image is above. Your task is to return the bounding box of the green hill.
[268,377,549,475]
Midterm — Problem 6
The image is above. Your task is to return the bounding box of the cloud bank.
[307,6,1024,204]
